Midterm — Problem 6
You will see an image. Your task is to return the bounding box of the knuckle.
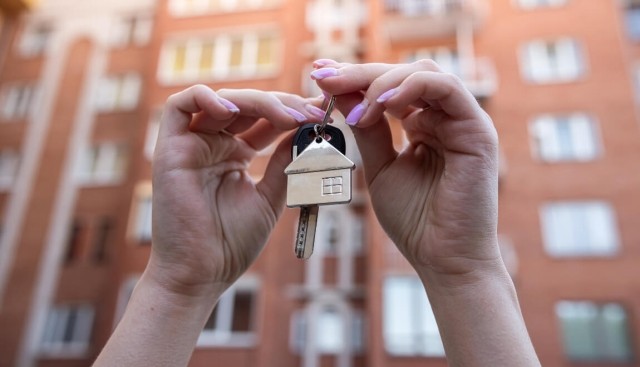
[413,58,440,71]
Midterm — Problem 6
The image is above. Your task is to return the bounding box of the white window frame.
[514,0,567,10]
[315,206,363,256]
[289,306,364,355]
[128,182,153,243]
[197,276,259,347]
[556,301,633,362]
[405,47,461,76]
[144,109,162,161]
[19,22,51,57]
[113,276,140,328]
[76,142,128,186]
[94,73,142,112]
[168,0,281,17]
[39,304,95,358]
[520,38,586,83]
[108,14,154,48]
[158,30,280,85]
[0,82,37,121]
[540,201,620,257]
[625,1,640,41]
[529,113,601,162]
[383,276,445,357]
[0,149,20,191]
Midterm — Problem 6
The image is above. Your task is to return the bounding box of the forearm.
[417,261,540,367]
[93,269,221,367]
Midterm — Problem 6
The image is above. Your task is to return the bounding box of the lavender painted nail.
[310,68,339,80]
[313,58,338,67]
[377,88,397,103]
[305,105,326,119]
[218,97,239,113]
[345,103,367,126]
[284,106,307,123]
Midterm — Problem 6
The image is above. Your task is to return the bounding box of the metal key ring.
[315,95,336,137]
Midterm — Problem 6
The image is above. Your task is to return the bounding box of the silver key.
[284,97,355,259]
[294,205,318,259]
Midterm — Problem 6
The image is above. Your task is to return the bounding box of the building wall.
[0,0,639,367]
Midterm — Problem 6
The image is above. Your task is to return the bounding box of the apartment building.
[0,0,639,366]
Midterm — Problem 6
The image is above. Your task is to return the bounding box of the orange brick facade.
[0,1,639,367]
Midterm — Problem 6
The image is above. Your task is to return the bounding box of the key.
[284,96,355,259]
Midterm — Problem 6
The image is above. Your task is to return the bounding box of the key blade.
[295,205,319,259]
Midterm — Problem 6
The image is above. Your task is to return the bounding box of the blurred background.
[0,0,639,366]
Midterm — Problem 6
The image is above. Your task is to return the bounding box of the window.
[530,113,600,162]
[76,143,128,185]
[92,217,113,262]
[540,201,619,257]
[383,276,445,357]
[315,207,364,255]
[144,109,162,160]
[0,149,20,190]
[290,307,364,354]
[384,0,460,16]
[0,82,37,120]
[108,15,153,48]
[40,304,94,357]
[556,301,633,362]
[19,22,52,57]
[198,277,258,347]
[113,276,139,327]
[64,220,84,263]
[168,0,281,16]
[516,0,566,10]
[158,32,279,84]
[95,74,142,112]
[406,48,460,76]
[625,2,640,41]
[132,188,152,243]
[520,38,585,83]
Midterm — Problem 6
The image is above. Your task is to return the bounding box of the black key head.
[292,123,347,158]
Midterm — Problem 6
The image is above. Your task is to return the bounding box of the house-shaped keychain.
[285,138,355,207]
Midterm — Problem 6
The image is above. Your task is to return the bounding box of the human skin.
[93,60,540,366]
[312,59,540,366]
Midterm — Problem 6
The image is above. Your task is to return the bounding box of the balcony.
[0,0,37,14]
[383,0,488,42]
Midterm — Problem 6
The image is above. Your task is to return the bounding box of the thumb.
[256,131,296,215]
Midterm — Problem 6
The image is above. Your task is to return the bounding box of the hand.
[149,85,324,297]
[313,60,502,285]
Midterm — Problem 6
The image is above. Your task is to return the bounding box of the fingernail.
[321,90,330,101]
[313,58,338,68]
[377,88,397,103]
[218,97,239,113]
[310,68,339,80]
[305,104,326,119]
[345,102,367,126]
[284,106,307,123]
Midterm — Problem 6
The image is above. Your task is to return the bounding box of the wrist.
[414,257,514,297]
[143,254,229,304]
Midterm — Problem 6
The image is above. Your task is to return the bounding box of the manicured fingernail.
[321,90,330,101]
[377,88,397,103]
[345,102,367,126]
[218,97,239,113]
[313,58,338,67]
[305,104,326,119]
[284,106,307,122]
[311,68,339,80]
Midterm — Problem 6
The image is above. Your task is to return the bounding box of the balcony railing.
[383,0,487,41]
